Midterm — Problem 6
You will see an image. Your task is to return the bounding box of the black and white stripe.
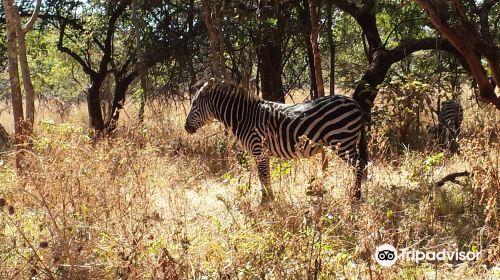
[438,100,463,153]
[185,79,368,203]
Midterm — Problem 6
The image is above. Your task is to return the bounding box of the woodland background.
[0,0,499,279]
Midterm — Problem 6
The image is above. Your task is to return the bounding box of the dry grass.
[0,96,499,280]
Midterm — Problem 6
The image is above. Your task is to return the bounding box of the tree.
[14,0,39,134]
[331,0,465,119]
[326,0,335,95]
[299,0,318,99]
[55,0,130,134]
[2,0,24,168]
[131,0,146,124]
[412,0,500,109]
[201,0,227,79]
[257,0,285,102]
[308,0,325,97]
[2,0,40,170]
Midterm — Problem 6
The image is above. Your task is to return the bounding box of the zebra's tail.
[358,121,368,180]
[352,119,368,200]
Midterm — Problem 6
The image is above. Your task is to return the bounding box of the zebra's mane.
[210,81,261,102]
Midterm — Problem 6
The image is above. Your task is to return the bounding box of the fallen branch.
[435,171,472,187]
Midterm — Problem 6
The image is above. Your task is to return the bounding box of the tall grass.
[0,98,498,279]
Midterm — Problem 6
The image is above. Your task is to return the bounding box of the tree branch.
[331,0,359,16]
[98,0,130,74]
[413,0,500,109]
[383,17,428,48]
[435,171,471,187]
[57,23,95,76]
[21,0,41,34]
[390,37,459,62]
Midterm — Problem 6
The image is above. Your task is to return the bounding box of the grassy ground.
[0,95,498,279]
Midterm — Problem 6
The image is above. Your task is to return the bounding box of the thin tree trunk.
[108,73,136,133]
[307,45,318,99]
[201,0,225,79]
[2,0,26,169]
[213,0,227,78]
[308,0,325,97]
[13,0,41,134]
[16,27,35,133]
[326,0,335,95]
[301,0,318,99]
[131,0,146,124]
[308,0,327,169]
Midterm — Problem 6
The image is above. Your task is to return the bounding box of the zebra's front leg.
[255,154,274,204]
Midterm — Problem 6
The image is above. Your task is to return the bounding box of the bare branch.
[435,171,471,187]
[57,23,95,76]
[21,0,41,33]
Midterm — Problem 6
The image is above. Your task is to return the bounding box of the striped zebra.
[437,100,463,153]
[184,79,368,204]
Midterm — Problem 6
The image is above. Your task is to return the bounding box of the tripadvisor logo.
[374,244,481,267]
[375,244,398,267]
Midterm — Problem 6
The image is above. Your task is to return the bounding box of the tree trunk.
[88,76,106,133]
[131,0,146,124]
[13,0,41,135]
[108,73,136,133]
[213,0,227,78]
[300,0,318,99]
[307,45,318,99]
[16,27,35,133]
[258,0,285,102]
[308,0,325,97]
[258,45,285,102]
[326,0,335,95]
[201,0,227,79]
[308,0,327,169]
[3,0,26,170]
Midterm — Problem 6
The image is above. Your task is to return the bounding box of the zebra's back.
[438,100,463,153]
[263,95,363,159]
[439,100,463,132]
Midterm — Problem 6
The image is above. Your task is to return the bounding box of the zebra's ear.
[200,78,215,96]
[200,78,216,95]
[207,78,216,89]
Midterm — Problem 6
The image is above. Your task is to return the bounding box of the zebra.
[184,78,368,204]
[437,100,463,153]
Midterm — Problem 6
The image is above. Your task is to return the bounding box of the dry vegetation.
[0,92,499,279]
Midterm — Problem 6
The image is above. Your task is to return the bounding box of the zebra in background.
[437,100,463,153]
[184,78,368,204]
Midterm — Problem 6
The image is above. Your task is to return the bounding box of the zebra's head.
[185,78,216,134]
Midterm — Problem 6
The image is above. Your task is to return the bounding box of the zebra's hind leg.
[352,161,367,200]
[335,142,366,201]
[255,154,274,204]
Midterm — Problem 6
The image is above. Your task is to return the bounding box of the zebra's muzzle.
[184,124,196,134]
